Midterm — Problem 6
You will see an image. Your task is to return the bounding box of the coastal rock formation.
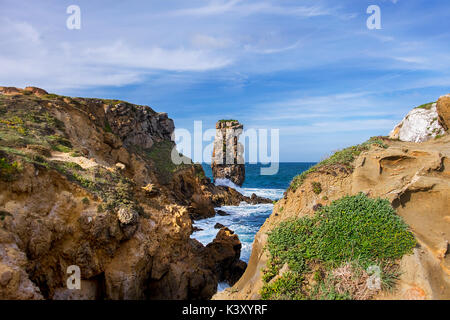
[0,87,251,300]
[216,104,450,300]
[389,102,445,142]
[437,94,450,130]
[211,120,245,186]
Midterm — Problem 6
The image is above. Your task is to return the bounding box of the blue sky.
[1,0,449,161]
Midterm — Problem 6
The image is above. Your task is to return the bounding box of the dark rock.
[214,223,225,229]
[216,210,230,216]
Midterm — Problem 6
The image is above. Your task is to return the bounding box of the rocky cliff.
[0,86,254,299]
[216,99,450,300]
[211,120,245,186]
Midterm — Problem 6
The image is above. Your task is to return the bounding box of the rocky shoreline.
[0,86,268,300]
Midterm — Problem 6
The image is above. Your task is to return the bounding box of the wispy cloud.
[171,0,332,17]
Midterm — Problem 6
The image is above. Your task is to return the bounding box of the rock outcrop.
[389,102,445,142]
[437,94,450,131]
[216,103,450,300]
[0,87,251,300]
[211,120,245,186]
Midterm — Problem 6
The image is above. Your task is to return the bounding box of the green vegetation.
[218,119,238,123]
[0,95,69,155]
[261,193,416,300]
[143,141,191,184]
[104,120,112,133]
[0,156,23,181]
[311,182,322,195]
[415,102,435,110]
[289,137,388,192]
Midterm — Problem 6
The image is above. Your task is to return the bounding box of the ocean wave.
[214,178,284,200]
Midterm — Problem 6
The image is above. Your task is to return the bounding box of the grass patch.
[0,156,23,181]
[143,141,191,184]
[415,102,435,110]
[289,137,388,192]
[261,193,416,300]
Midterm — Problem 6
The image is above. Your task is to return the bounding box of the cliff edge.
[215,98,450,300]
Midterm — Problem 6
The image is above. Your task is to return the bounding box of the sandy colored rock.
[437,94,450,130]
[215,135,450,300]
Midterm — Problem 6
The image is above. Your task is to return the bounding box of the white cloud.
[0,19,233,89]
[191,34,233,49]
[83,41,232,71]
[171,0,332,17]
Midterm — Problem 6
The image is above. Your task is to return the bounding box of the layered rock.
[0,87,250,300]
[216,104,450,300]
[211,120,245,186]
[389,102,445,142]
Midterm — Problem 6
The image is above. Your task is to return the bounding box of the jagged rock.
[437,94,450,130]
[389,103,445,142]
[105,102,174,149]
[214,223,225,229]
[211,120,245,186]
[0,89,253,300]
[203,227,247,286]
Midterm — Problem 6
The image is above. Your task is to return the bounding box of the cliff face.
[211,120,245,186]
[0,87,247,299]
[216,111,450,300]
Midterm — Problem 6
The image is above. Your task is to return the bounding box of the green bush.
[261,193,416,300]
[260,272,305,300]
[311,182,322,195]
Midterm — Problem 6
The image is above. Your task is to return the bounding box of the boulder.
[389,103,445,142]
[436,94,450,130]
[203,227,247,286]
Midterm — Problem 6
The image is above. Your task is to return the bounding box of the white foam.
[214,178,284,200]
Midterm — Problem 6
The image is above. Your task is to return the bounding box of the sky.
[1,0,449,162]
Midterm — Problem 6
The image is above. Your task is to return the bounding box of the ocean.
[192,162,316,290]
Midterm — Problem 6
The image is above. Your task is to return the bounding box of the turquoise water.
[192,163,316,263]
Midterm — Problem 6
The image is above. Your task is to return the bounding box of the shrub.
[0,157,22,181]
[261,193,416,300]
[311,182,322,195]
[260,272,305,300]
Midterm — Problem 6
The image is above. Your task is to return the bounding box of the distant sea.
[192,162,315,290]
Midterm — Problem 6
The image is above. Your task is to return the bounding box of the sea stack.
[211,120,245,186]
